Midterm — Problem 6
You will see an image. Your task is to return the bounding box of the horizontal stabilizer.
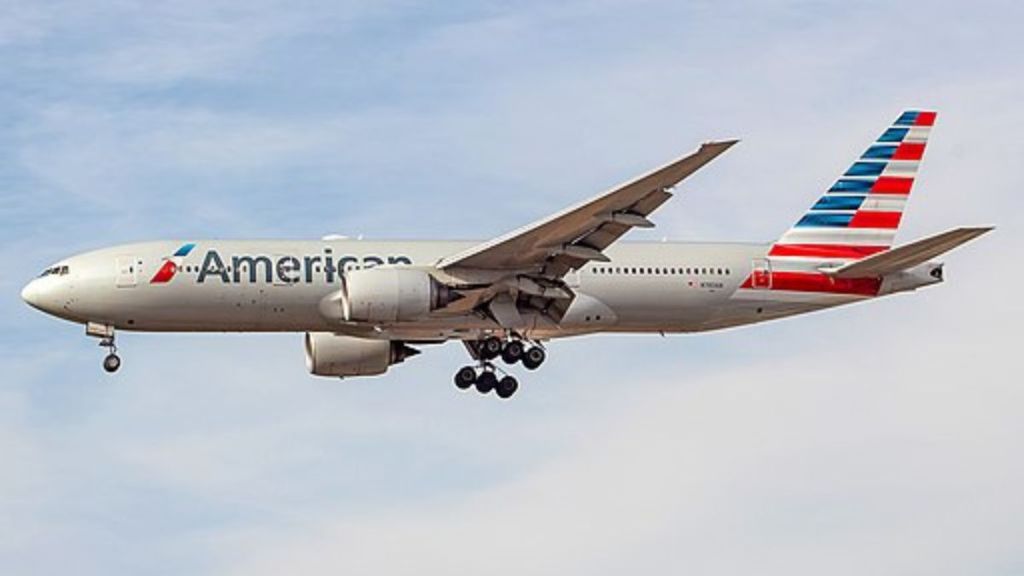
[822,226,993,279]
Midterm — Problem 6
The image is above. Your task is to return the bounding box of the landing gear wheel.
[501,340,524,365]
[475,370,498,394]
[454,366,477,390]
[480,337,503,360]
[103,354,121,373]
[522,346,546,370]
[496,375,518,399]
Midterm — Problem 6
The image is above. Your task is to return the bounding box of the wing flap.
[823,226,993,278]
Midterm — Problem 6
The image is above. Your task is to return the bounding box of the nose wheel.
[455,337,545,399]
[87,323,122,373]
[103,352,122,373]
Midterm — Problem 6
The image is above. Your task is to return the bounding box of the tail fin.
[772,110,936,260]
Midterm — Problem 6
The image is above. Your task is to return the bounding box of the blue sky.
[2,1,1022,574]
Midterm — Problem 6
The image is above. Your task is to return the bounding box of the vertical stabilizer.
[772,110,936,260]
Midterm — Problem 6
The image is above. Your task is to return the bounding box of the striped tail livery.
[775,110,935,257]
[736,110,989,299]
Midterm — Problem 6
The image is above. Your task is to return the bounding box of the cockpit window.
[38,265,70,278]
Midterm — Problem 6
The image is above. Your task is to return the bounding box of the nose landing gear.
[87,322,121,373]
[454,336,545,399]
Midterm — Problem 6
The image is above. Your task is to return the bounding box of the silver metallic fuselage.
[22,239,819,341]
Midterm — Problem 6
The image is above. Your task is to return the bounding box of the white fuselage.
[21,238,902,342]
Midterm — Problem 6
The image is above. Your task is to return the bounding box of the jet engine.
[304,332,419,377]
[337,268,458,323]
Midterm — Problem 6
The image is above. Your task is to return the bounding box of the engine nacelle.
[339,268,457,323]
[304,332,418,377]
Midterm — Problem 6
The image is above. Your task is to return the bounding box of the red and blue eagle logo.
[150,243,196,284]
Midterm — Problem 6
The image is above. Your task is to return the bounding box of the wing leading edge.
[438,140,738,277]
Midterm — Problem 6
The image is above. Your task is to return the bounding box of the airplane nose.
[21,280,40,308]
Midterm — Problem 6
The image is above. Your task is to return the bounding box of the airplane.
[21,110,992,399]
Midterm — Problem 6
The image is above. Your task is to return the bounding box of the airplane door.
[751,258,772,290]
[116,256,138,288]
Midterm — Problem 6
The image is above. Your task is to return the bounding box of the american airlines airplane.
[22,111,990,398]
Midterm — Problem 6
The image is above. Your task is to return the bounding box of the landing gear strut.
[454,336,545,399]
[87,322,121,373]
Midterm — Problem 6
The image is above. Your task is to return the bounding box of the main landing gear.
[454,336,546,399]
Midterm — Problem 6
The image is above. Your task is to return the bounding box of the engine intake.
[304,332,418,377]
[338,268,458,323]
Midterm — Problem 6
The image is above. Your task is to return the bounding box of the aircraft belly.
[580,279,732,332]
[112,283,334,332]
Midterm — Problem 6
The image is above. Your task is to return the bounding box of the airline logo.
[149,242,413,285]
[150,243,196,284]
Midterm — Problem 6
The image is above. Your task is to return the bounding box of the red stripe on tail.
[849,211,902,229]
[742,271,881,296]
[771,271,881,295]
[871,176,914,194]
[892,142,926,160]
[769,244,888,259]
[914,111,937,126]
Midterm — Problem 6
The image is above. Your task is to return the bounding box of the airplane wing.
[822,226,994,279]
[437,140,738,278]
